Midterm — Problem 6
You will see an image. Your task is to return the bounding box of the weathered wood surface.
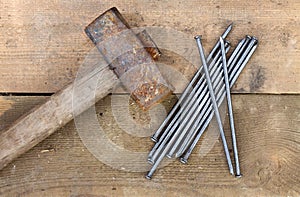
[0,0,299,196]
[0,0,299,94]
[0,54,118,170]
[0,95,299,196]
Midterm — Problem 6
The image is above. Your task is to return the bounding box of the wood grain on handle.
[0,65,118,170]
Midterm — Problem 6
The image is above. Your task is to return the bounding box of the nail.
[195,35,234,175]
[220,37,240,176]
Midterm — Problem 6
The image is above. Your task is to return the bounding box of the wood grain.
[0,94,298,196]
[0,0,299,196]
[0,0,299,93]
[0,56,118,170]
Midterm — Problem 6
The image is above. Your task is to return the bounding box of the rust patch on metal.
[136,30,162,60]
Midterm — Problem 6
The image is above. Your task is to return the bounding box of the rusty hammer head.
[85,7,173,110]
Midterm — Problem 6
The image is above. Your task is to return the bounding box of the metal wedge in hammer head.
[85,7,173,110]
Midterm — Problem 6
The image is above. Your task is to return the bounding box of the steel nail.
[220,37,240,176]
[195,35,234,175]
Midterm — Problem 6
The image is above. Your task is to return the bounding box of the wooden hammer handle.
[0,65,118,170]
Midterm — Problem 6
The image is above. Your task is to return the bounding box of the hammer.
[0,7,172,170]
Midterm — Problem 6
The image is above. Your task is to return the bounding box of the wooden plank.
[0,0,299,93]
[0,94,299,196]
[0,96,47,131]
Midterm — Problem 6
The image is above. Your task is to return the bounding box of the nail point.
[226,23,233,31]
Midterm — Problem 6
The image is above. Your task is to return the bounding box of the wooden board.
[0,95,299,196]
[0,0,299,94]
[0,0,299,196]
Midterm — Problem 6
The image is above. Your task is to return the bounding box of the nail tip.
[222,23,233,39]
[226,23,233,31]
